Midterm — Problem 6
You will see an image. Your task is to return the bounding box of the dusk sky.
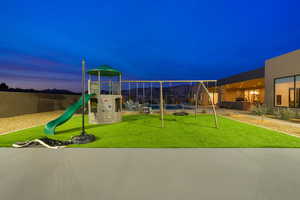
[1,0,300,92]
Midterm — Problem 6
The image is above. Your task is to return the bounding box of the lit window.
[296,76,300,108]
[274,76,295,107]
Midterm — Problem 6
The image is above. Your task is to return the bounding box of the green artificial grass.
[1,114,300,148]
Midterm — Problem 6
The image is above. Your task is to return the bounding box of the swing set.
[122,80,218,128]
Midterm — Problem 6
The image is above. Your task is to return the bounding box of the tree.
[0,82,9,90]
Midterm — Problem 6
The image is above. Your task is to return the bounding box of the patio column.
[98,71,101,95]
[119,74,122,112]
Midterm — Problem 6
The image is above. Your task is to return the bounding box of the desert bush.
[251,104,267,116]
[273,108,281,118]
[277,108,295,120]
[266,107,276,115]
[295,109,300,119]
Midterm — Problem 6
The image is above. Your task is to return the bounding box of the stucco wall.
[0,92,80,117]
[265,49,300,108]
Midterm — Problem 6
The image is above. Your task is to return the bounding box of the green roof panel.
[87,65,121,76]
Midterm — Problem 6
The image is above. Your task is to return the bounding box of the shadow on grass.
[165,115,218,129]
[55,124,103,135]
[56,114,218,135]
[123,114,159,121]
[123,114,218,129]
[123,114,163,128]
[179,121,217,129]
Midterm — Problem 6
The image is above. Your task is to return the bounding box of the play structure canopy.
[88,65,121,76]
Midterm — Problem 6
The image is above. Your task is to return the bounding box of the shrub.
[0,82,9,90]
[251,104,267,116]
[277,108,295,120]
[266,107,275,115]
[295,109,300,119]
[273,108,281,119]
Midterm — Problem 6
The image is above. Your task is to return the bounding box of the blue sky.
[1,0,299,92]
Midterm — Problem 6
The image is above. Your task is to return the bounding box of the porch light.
[250,90,259,95]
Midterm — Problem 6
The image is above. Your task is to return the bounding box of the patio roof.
[217,67,265,86]
[221,77,265,90]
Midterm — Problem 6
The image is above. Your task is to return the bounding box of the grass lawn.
[1,114,300,148]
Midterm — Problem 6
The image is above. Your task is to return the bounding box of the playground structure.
[87,65,122,124]
[44,61,218,135]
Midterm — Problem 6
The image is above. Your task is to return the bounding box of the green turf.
[1,114,300,148]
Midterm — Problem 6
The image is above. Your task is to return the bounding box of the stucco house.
[215,49,300,110]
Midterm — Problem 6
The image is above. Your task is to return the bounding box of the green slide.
[44,93,95,135]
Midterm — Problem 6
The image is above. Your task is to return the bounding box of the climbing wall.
[89,94,122,124]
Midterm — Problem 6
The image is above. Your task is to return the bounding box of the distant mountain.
[0,85,79,95]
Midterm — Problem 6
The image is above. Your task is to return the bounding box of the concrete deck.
[1,148,300,200]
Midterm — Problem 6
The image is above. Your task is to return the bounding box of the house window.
[209,92,218,105]
[274,76,295,107]
[289,88,295,107]
[296,75,300,108]
[276,95,282,105]
[244,89,260,103]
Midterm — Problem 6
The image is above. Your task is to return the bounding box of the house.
[215,49,300,110]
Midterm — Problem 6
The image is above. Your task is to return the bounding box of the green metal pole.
[71,58,96,144]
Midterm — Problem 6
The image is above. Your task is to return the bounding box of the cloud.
[0,48,82,92]
[0,47,80,73]
[0,71,81,92]
[0,71,79,82]
[0,47,82,91]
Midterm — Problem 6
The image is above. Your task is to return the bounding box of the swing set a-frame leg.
[200,82,219,129]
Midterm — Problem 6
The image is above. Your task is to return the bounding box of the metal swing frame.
[122,80,218,128]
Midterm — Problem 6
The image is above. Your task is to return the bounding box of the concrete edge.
[2,147,300,150]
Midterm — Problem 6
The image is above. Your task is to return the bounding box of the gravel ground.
[0,111,65,135]
[222,112,300,137]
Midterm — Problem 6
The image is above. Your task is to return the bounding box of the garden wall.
[0,92,80,117]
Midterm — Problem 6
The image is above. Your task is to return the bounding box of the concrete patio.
[1,148,300,200]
